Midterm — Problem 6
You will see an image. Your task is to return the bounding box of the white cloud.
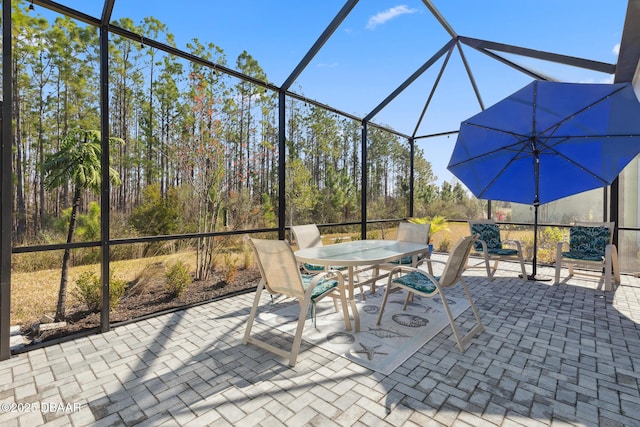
[613,43,620,56]
[366,5,418,30]
[317,62,339,68]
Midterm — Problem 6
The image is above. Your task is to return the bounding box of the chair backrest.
[291,224,323,249]
[569,221,614,257]
[469,219,502,251]
[397,222,430,244]
[439,234,478,287]
[245,237,305,299]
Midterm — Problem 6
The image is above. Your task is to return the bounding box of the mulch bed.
[25,266,262,346]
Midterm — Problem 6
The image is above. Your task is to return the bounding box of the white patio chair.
[243,237,350,367]
[375,222,432,290]
[290,224,337,274]
[467,219,527,280]
[376,234,484,352]
[291,224,371,297]
[554,221,620,291]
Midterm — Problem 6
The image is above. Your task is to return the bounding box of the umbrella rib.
[536,136,610,185]
[448,124,527,169]
[536,84,629,136]
[476,143,531,200]
[464,122,528,138]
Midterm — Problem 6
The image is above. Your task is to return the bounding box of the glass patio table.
[295,239,429,332]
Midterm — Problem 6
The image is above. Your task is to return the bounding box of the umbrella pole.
[530,203,539,279]
[526,136,551,281]
[526,203,550,281]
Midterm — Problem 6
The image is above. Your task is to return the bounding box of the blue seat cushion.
[302,274,339,300]
[391,271,439,294]
[303,263,347,272]
[389,254,425,265]
[561,250,604,262]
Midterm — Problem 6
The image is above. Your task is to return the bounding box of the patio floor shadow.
[1,255,639,426]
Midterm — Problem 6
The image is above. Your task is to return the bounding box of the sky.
[41,1,628,185]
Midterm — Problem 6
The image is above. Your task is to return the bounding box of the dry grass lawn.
[10,222,557,327]
[10,253,196,326]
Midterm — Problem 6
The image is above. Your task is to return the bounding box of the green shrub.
[222,252,238,284]
[242,244,252,270]
[438,238,451,253]
[165,260,192,297]
[73,270,127,312]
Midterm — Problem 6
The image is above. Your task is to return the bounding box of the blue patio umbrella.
[448,80,640,280]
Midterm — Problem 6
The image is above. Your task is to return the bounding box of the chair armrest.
[471,239,488,253]
[387,265,440,284]
[308,270,344,287]
[502,239,523,251]
[416,258,446,268]
[556,241,568,263]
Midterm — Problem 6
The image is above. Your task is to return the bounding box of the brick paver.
[2,258,640,426]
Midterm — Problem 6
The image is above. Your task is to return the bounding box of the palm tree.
[409,215,450,243]
[44,129,122,322]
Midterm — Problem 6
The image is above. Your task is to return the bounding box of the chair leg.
[436,287,466,351]
[336,281,352,331]
[370,267,377,294]
[376,281,394,325]
[424,252,434,276]
[612,246,621,284]
[289,298,311,366]
[461,278,484,332]
[491,260,500,277]
[604,251,612,291]
[604,245,621,291]
[483,254,494,280]
[402,289,412,310]
[243,279,266,345]
[311,301,317,328]
[518,253,528,281]
[439,278,484,352]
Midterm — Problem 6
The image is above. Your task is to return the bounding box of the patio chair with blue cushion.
[554,222,620,291]
[291,224,337,273]
[375,222,433,287]
[467,219,527,281]
[291,224,370,297]
[243,237,350,367]
[376,234,484,351]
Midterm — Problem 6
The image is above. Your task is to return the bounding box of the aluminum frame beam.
[412,44,455,138]
[1,0,13,362]
[611,0,640,246]
[282,0,358,90]
[615,0,640,83]
[365,38,457,122]
[459,36,616,74]
[456,42,486,111]
[421,0,458,38]
[99,0,114,332]
[468,48,553,81]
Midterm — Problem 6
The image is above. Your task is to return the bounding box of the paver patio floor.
[2,257,640,426]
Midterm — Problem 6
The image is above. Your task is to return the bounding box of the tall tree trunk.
[12,57,27,242]
[37,86,46,232]
[55,186,81,322]
[146,60,154,186]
